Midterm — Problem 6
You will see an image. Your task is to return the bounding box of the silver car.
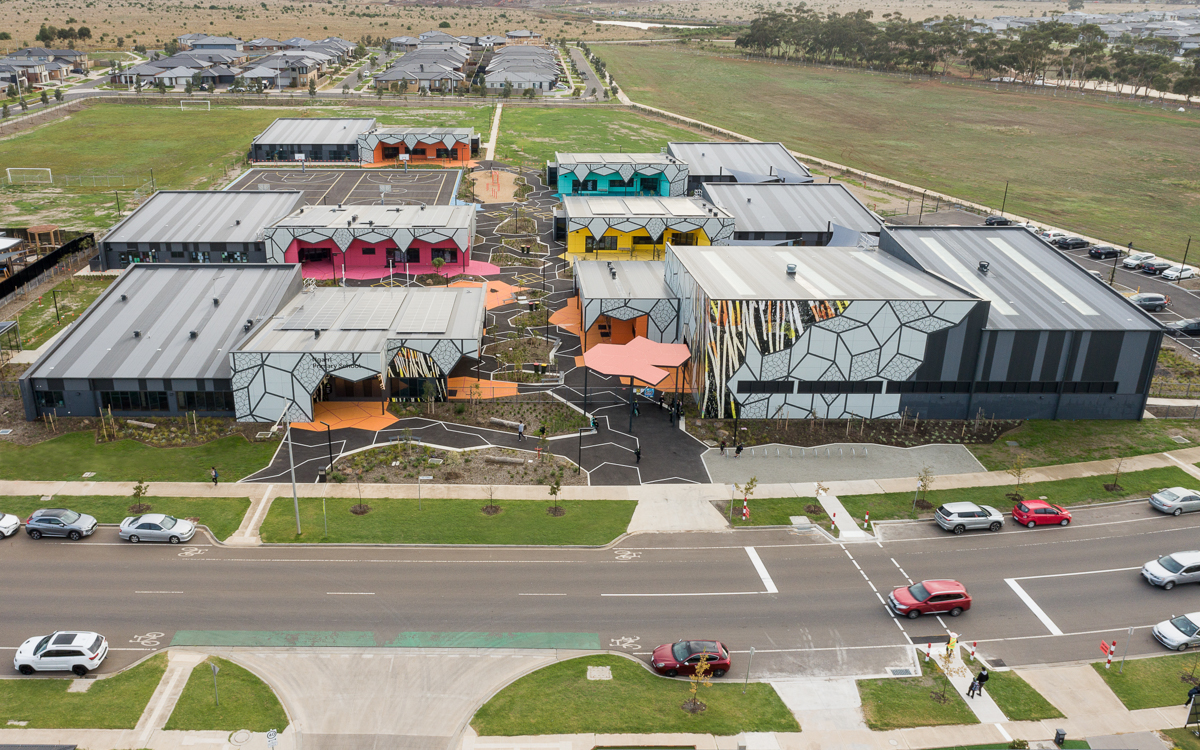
[119,513,196,544]
[1149,487,1200,516]
[25,508,98,541]
[1152,612,1200,651]
[934,502,1005,534]
[1142,551,1200,590]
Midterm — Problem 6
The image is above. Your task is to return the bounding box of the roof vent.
[120,294,127,301]
[421,203,426,211]
[189,330,198,339]
[243,323,252,332]
[978,261,990,274]
[337,203,343,209]
[213,297,220,306]
[235,219,241,226]
[313,329,320,339]
[352,214,358,223]
[786,263,796,276]
[133,330,141,338]
[747,197,752,204]
[368,220,375,227]
[347,220,353,227]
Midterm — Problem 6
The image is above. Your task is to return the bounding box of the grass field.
[325,104,493,132]
[0,431,279,483]
[165,657,289,732]
[15,276,115,349]
[494,107,703,168]
[0,495,250,541]
[982,669,1064,721]
[600,45,1200,257]
[838,465,1193,523]
[1092,654,1200,710]
[471,654,799,735]
[0,653,166,729]
[857,666,977,730]
[970,420,1200,470]
[260,497,636,545]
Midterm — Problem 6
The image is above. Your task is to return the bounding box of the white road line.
[852,560,862,570]
[974,624,1155,644]
[744,547,779,594]
[135,591,184,594]
[1005,578,1064,635]
[1011,565,1140,581]
[860,570,870,580]
[995,724,1012,742]
[874,592,885,604]
[518,593,566,596]
[868,581,877,592]
[327,592,375,595]
[602,591,763,597]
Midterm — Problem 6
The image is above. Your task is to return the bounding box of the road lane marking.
[745,547,778,594]
[519,593,566,596]
[602,591,763,597]
[1004,578,1063,635]
[974,624,1155,643]
[135,591,184,594]
[327,592,375,595]
[1010,566,1140,581]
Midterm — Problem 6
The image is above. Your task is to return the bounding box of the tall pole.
[114,190,122,216]
[1181,237,1192,281]
[320,420,333,537]
[1000,181,1009,216]
[286,419,301,536]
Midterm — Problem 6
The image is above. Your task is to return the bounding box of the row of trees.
[36,23,92,43]
[734,10,1200,101]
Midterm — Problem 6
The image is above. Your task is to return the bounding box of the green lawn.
[165,657,289,732]
[0,495,249,541]
[839,466,1194,523]
[1092,654,1200,710]
[471,654,798,735]
[495,107,703,168]
[260,497,635,545]
[325,104,493,132]
[0,653,166,729]
[730,496,827,527]
[981,669,1064,722]
[971,420,1200,470]
[1163,728,1200,750]
[857,666,978,730]
[0,431,278,483]
[15,276,116,350]
[600,45,1200,258]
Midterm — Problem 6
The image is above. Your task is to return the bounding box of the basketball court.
[225,168,460,207]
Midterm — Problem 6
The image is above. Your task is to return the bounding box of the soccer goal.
[6,168,53,185]
[180,100,211,111]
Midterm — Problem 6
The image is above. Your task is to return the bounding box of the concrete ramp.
[626,496,730,532]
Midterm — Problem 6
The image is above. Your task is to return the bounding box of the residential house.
[190,36,245,53]
[245,38,286,53]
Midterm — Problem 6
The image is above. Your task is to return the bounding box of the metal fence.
[55,174,132,187]
[1149,381,1200,399]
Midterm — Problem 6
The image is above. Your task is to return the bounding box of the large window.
[34,391,64,407]
[737,381,794,394]
[221,250,248,263]
[670,231,699,246]
[100,391,170,411]
[176,391,235,412]
[584,235,618,252]
[431,247,458,263]
[631,236,656,247]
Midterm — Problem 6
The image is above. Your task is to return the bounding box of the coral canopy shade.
[581,336,690,386]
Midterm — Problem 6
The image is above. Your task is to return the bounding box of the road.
[3,501,1198,679]
[569,47,606,100]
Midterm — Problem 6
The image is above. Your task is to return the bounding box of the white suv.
[15,631,108,676]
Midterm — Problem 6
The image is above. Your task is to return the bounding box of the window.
[580,179,598,192]
[631,236,656,246]
[412,147,427,156]
[35,390,64,407]
[221,250,248,263]
[171,251,185,259]
[671,231,698,246]
[176,391,235,412]
[435,148,451,159]
[793,381,884,394]
[737,381,795,394]
[100,391,170,411]
[584,235,618,252]
[888,381,972,394]
[431,247,457,263]
[1061,381,1118,394]
[361,246,376,256]
[211,243,227,254]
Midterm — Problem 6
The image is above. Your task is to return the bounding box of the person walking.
[517,421,525,441]
[635,446,641,463]
[735,442,744,459]
[1185,684,1200,706]
[967,677,981,699]
[972,669,989,698]
[720,440,727,457]
[210,466,219,487]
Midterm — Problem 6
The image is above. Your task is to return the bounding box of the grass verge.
[0,495,250,541]
[970,420,1200,470]
[0,653,166,729]
[857,664,977,730]
[165,657,289,732]
[980,669,1064,721]
[838,466,1193,523]
[471,654,798,735]
[730,496,826,527]
[260,498,635,545]
[1091,654,1200,710]
[1164,728,1200,750]
[0,431,278,483]
[920,743,1089,750]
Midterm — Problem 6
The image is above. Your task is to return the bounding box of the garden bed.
[333,443,586,486]
[688,415,1017,450]
[390,396,589,437]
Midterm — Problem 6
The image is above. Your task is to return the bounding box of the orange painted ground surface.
[447,377,520,401]
[291,401,398,432]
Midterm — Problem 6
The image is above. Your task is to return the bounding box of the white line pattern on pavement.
[745,547,779,593]
[1005,578,1064,635]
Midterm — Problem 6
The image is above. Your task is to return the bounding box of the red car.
[650,640,731,677]
[1013,499,1071,528]
[888,580,971,619]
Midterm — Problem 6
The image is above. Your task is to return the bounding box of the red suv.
[888,580,971,619]
[1012,499,1071,528]
[650,640,731,677]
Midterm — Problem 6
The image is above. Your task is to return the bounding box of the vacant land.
[600,45,1200,258]
[970,419,1200,470]
[495,106,704,168]
[0,653,166,729]
[166,657,289,732]
[472,654,798,735]
[0,495,249,541]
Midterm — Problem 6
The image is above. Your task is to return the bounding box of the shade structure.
[581,336,690,386]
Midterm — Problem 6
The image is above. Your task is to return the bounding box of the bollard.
[970,641,977,660]
[925,643,931,661]
[864,447,868,457]
[826,448,830,457]
[776,447,780,457]
[789,448,794,458]
[852,447,856,457]
[751,448,755,456]
[863,510,870,528]
[1105,641,1115,669]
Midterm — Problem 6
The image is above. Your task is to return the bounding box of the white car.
[1162,265,1197,281]
[0,512,19,538]
[1152,612,1200,651]
[1123,252,1157,269]
[14,631,108,676]
[119,513,196,543]
[1040,230,1068,242]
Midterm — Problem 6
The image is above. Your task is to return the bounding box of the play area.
[226,168,461,207]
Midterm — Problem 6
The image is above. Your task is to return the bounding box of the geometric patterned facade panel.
[561,160,689,197]
[357,131,473,163]
[262,223,472,264]
[583,296,679,344]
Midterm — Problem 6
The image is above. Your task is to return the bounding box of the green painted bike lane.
[171,630,601,649]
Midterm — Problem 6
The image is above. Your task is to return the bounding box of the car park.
[1142,259,1173,275]
[984,216,1012,226]
[25,508,98,540]
[1152,612,1200,651]
[1053,237,1089,250]
[119,513,196,544]
[1089,246,1122,260]
[1128,293,1169,312]
[1123,252,1157,269]
[888,580,971,619]
[1165,318,1200,337]
[1148,487,1200,515]
[1012,499,1071,528]
[1142,551,1200,590]
[1162,265,1197,281]
[650,640,731,677]
[13,631,109,676]
[934,502,1004,534]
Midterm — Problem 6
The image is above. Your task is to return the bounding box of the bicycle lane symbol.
[609,636,640,650]
[614,550,640,560]
[130,632,165,647]
[177,547,205,557]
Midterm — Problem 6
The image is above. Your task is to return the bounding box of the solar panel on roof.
[340,294,406,329]
[587,198,625,215]
[668,202,707,217]
[395,293,455,333]
[279,296,350,330]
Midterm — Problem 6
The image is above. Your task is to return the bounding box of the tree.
[342,82,350,95]
[19,96,27,112]
[135,77,143,94]
[132,479,149,500]
[400,79,409,95]
[1,104,9,119]
[546,470,563,516]
[502,80,513,98]
[1174,76,1200,104]
[156,79,167,94]
[933,643,971,705]
[731,476,758,521]
[308,77,317,97]
[431,256,446,282]
[421,378,437,416]
[683,649,714,713]
[438,21,451,28]
[1006,452,1028,500]
[376,82,385,99]
[77,26,92,40]
[914,464,935,510]
[1068,0,1084,9]
[117,36,124,48]
[40,90,49,105]
[523,87,535,99]
[164,39,179,56]
[54,87,62,103]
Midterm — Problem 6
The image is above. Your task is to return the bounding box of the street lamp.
[577,426,589,474]
[319,420,334,536]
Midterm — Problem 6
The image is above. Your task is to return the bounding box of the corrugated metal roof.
[556,152,679,166]
[702,183,882,234]
[252,118,376,146]
[667,142,812,179]
[563,196,729,219]
[271,204,473,230]
[577,260,671,301]
[104,191,305,245]
[881,226,1161,332]
[25,265,301,381]
[670,244,973,302]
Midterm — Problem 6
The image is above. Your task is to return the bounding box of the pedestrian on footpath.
[735,442,744,459]
[967,677,981,698]
[946,631,958,656]
[1185,684,1200,706]
[635,446,641,463]
[517,421,525,441]
[210,466,219,487]
[720,440,727,457]
[972,669,989,698]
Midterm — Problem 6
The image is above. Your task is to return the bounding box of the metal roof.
[702,183,882,234]
[666,142,812,179]
[251,118,376,146]
[880,226,1162,332]
[669,244,974,302]
[103,191,305,245]
[563,195,730,220]
[271,204,473,231]
[370,126,475,138]
[577,260,672,301]
[556,152,681,166]
[24,264,301,381]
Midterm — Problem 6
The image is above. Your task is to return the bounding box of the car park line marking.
[745,547,779,594]
[1004,578,1064,636]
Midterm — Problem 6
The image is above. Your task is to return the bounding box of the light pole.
[319,420,334,536]
[999,181,1009,217]
[577,427,589,474]
[283,404,301,536]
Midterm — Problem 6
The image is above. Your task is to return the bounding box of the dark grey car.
[25,508,98,541]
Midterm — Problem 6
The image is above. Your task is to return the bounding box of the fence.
[55,174,133,187]
[1149,381,1200,399]
[0,234,96,313]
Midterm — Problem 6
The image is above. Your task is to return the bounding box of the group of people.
[718,440,745,458]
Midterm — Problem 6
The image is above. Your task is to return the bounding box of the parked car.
[119,513,195,544]
[25,508,97,540]
[1142,259,1173,275]
[1053,236,1089,250]
[934,502,1004,534]
[1086,269,1104,282]
[1165,318,1200,337]
[13,631,108,676]
[1040,230,1068,242]
[984,216,1012,226]
[1142,551,1200,590]
[1089,246,1122,260]
[1128,293,1169,312]
[650,640,731,677]
[1152,612,1200,651]
[0,511,19,539]
[1148,486,1200,516]
[1123,252,1157,269]
[888,580,971,619]
[1162,265,1197,281]
[1012,499,1072,528]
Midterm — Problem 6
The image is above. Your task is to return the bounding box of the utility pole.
[1000,181,1009,216]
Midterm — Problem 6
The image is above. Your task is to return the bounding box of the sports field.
[599,45,1200,259]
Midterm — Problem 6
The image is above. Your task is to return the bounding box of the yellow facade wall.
[565,226,711,264]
